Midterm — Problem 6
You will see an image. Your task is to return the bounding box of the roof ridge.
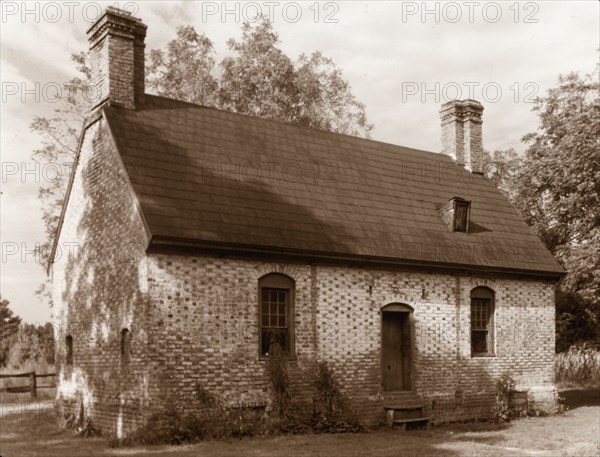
[142,93,444,159]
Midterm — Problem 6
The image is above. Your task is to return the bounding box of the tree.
[293,51,372,137]
[485,68,600,350]
[0,297,22,342]
[150,17,373,137]
[0,297,22,367]
[483,148,521,200]
[32,17,374,303]
[146,25,218,106]
[219,18,298,122]
[30,52,92,303]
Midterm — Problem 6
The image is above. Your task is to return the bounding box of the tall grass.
[555,346,600,387]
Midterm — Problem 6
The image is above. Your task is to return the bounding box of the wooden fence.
[0,372,56,399]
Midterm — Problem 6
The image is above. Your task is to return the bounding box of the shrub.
[310,361,366,433]
[555,346,600,387]
[56,398,98,437]
[125,356,366,445]
[265,340,290,419]
[127,384,273,445]
[492,373,518,423]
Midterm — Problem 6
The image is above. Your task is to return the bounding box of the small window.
[120,328,130,364]
[442,197,471,233]
[453,199,470,232]
[259,274,295,357]
[66,335,73,366]
[470,287,495,356]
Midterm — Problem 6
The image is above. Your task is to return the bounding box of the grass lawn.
[1,390,598,457]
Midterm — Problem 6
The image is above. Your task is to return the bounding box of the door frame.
[381,303,414,392]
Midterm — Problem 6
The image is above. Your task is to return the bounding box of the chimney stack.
[87,7,147,110]
[440,99,484,174]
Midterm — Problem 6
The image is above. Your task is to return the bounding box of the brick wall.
[52,115,152,437]
[145,255,558,426]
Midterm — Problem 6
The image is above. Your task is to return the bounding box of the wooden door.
[382,312,411,391]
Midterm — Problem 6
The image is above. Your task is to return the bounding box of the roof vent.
[442,197,471,233]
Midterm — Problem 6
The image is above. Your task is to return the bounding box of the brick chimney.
[87,7,147,110]
[440,99,484,174]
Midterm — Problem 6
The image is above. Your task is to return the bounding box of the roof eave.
[147,235,566,281]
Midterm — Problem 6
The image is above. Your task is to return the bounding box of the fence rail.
[0,372,56,399]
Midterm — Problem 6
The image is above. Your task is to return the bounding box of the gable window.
[259,274,295,357]
[470,287,495,356]
[120,328,131,364]
[66,335,73,366]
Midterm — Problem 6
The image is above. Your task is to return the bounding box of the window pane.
[454,202,469,232]
[472,330,488,353]
[261,330,270,355]
[260,287,291,355]
[471,299,490,330]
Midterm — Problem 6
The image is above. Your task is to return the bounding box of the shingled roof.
[99,95,563,278]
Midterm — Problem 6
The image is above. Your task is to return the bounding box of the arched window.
[258,273,295,357]
[470,287,495,356]
[120,328,131,364]
[65,335,73,366]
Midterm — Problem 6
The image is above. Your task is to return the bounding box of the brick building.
[51,8,564,437]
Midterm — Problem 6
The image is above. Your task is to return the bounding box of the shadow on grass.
[560,388,600,409]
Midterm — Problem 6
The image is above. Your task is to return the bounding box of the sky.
[1,1,598,323]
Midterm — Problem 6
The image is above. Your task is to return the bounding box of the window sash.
[260,287,289,355]
[471,298,493,354]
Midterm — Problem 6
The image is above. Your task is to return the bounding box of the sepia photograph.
[1,1,599,456]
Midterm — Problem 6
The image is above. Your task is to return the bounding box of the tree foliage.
[0,297,22,342]
[1,297,22,367]
[146,25,218,106]
[147,17,373,137]
[30,52,92,302]
[0,298,55,369]
[485,67,600,351]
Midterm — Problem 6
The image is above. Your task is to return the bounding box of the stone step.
[393,417,430,424]
[386,410,430,430]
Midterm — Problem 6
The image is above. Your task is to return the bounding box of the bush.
[125,357,366,445]
[126,384,274,445]
[56,399,98,437]
[491,373,523,423]
[310,361,366,433]
[265,340,290,419]
[555,346,600,387]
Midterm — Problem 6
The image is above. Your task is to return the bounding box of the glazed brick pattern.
[147,257,558,425]
[52,117,151,437]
